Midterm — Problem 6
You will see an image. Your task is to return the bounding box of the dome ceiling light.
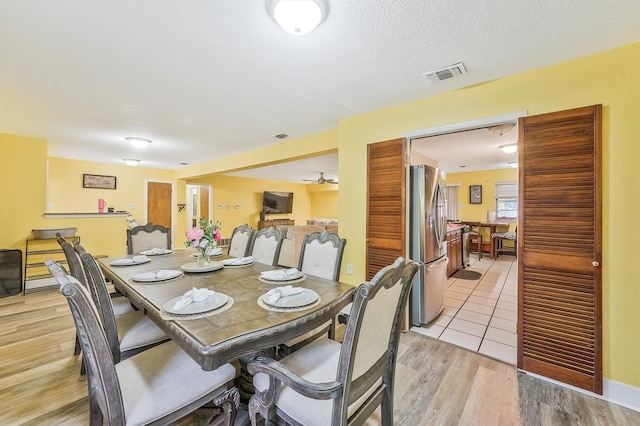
[123,158,140,166]
[126,137,152,148]
[267,0,328,35]
[499,143,518,153]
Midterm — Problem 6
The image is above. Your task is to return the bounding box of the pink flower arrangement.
[185,219,222,256]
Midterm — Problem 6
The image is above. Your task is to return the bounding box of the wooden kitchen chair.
[466,222,483,259]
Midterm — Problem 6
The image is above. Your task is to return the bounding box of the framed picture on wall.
[470,185,482,204]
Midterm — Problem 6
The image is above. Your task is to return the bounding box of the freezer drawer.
[410,256,448,326]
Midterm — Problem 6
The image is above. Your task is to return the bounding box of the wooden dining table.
[98,250,355,375]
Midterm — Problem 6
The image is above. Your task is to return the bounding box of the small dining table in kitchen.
[98,250,355,377]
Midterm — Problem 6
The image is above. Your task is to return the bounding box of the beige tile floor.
[411,253,518,364]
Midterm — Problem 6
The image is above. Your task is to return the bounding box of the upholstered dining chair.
[249,226,284,267]
[491,226,517,257]
[228,223,255,258]
[78,251,169,364]
[126,223,171,255]
[57,235,135,360]
[247,257,419,426]
[45,259,239,426]
[278,231,347,357]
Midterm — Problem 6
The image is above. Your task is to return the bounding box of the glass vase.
[196,252,210,268]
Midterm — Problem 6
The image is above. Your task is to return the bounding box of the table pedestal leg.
[237,347,276,403]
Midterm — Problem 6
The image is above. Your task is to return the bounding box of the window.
[496,182,518,219]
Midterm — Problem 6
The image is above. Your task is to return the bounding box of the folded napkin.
[155,269,176,279]
[260,268,300,281]
[223,256,253,266]
[264,285,304,304]
[172,287,215,311]
[208,247,223,255]
[132,255,149,263]
[150,247,169,254]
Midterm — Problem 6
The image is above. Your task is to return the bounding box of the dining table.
[98,249,355,397]
[462,221,511,259]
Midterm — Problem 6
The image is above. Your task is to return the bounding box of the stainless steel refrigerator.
[410,164,448,326]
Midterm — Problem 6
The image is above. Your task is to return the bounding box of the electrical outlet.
[129,203,135,209]
[47,202,54,209]
[347,264,353,275]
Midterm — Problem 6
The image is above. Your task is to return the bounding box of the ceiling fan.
[303,172,338,184]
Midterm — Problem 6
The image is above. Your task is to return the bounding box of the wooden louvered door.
[518,105,602,393]
[366,138,407,280]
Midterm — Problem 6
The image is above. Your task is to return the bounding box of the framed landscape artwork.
[83,174,117,189]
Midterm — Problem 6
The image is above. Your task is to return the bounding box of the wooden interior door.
[147,182,172,228]
[518,105,602,393]
[366,138,407,280]
[199,186,210,222]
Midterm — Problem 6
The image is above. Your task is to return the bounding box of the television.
[262,191,294,214]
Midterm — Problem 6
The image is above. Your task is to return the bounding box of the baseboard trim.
[522,371,640,412]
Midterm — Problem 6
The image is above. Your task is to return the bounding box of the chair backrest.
[56,234,88,287]
[334,257,419,423]
[126,223,171,254]
[228,224,255,258]
[45,259,126,423]
[249,227,284,266]
[78,251,123,363]
[465,221,482,235]
[298,230,347,281]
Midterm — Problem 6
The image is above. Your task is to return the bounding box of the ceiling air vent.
[422,62,467,82]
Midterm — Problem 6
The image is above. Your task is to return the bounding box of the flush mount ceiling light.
[123,158,140,166]
[499,143,518,153]
[267,0,328,35]
[125,137,152,148]
[509,161,518,168]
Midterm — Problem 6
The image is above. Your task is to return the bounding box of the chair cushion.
[116,311,168,352]
[117,341,236,425]
[254,338,378,426]
[111,296,136,316]
[491,231,517,240]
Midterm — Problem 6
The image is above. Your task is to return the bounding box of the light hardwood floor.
[1,290,638,425]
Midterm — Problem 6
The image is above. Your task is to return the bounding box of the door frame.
[145,179,176,246]
[185,183,214,227]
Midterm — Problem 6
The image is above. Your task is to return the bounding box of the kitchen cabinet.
[446,227,462,277]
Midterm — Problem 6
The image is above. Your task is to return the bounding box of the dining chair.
[45,259,239,426]
[126,223,171,255]
[491,226,517,257]
[466,222,483,260]
[78,250,170,364]
[248,226,284,267]
[56,235,135,359]
[228,223,255,258]
[278,231,347,357]
[247,257,419,426]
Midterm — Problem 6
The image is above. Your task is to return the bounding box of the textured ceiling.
[1,1,638,182]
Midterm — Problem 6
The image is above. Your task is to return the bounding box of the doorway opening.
[186,184,214,229]
[405,112,524,365]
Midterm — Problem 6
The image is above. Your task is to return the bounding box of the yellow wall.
[447,168,518,220]
[186,175,313,237]
[337,43,640,387]
[0,133,48,250]
[308,186,339,219]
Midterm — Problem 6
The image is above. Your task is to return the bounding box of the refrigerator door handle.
[434,181,447,245]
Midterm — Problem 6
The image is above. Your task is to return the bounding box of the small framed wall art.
[469,185,482,204]
[83,174,117,189]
